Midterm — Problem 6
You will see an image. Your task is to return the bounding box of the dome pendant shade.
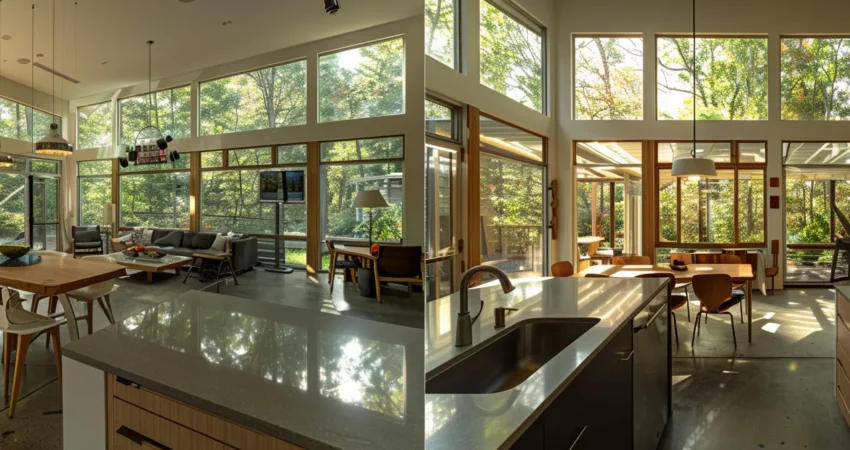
[35,123,72,156]
[671,157,716,179]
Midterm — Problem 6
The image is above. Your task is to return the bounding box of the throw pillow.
[192,232,218,250]
[370,243,380,256]
[211,235,231,253]
[153,230,183,248]
[132,227,145,244]
[141,229,154,245]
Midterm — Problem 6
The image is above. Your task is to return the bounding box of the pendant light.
[35,0,72,156]
[0,0,15,168]
[670,0,715,181]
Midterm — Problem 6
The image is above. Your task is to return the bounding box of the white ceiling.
[0,0,419,101]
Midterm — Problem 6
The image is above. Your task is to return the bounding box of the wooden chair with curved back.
[612,255,651,265]
[668,252,694,322]
[551,261,574,277]
[765,240,779,294]
[636,272,687,345]
[717,254,746,323]
[691,273,745,348]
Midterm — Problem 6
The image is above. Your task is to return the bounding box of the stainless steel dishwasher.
[632,288,671,450]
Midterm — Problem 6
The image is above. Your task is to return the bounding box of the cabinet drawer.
[111,375,302,450]
[838,313,850,361]
[838,374,850,428]
[113,398,235,450]
[838,292,850,324]
[839,341,850,382]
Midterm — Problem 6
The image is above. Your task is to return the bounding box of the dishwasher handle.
[635,303,666,332]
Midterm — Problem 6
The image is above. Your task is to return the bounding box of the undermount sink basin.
[426,319,600,394]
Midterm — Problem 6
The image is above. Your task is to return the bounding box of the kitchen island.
[62,290,423,450]
[425,276,670,450]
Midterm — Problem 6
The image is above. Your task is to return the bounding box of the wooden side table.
[182,251,239,286]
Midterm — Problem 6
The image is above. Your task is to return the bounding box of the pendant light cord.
[52,0,56,125]
[148,40,153,127]
[31,4,34,148]
[692,0,696,159]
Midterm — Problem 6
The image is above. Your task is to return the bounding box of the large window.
[0,166,25,245]
[575,142,643,254]
[479,0,544,112]
[77,102,113,149]
[425,0,457,68]
[78,160,113,228]
[782,38,850,120]
[784,142,850,283]
[119,159,190,229]
[199,60,307,136]
[0,97,60,142]
[657,37,768,120]
[657,142,765,246]
[320,137,404,267]
[426,99,457,140]
[574,36,643,120]
[119,86,191,145]
[479,116,545,276]
[318,38,405,123]
[200,145,308,267]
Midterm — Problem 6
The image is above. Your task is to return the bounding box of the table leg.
[329,251,338,293]
[58,294,80,342]
[146,272,153,283]
[747,280,752,343]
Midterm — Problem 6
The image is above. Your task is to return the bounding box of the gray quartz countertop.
[836,282,850,301]
[425,276,667,450]
[64,290,424,450]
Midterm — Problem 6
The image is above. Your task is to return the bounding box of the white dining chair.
[1,287,65,417]
[64,255,119,334]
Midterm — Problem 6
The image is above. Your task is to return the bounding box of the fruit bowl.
[0,244,31,260]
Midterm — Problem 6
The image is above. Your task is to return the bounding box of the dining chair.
[717,254,746,323]
[668,252,693,322]
[64,255,120,334]
[636,273,687,345]
[16,251,74,318]
[326,241,362,294]
[612,255,651,265]
[691,274,744,348]
[551,261,574,277]
[765,240,779,294]
[1,287,65,417]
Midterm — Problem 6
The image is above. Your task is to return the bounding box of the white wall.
[65,15,425,248]
[555,0,850,288]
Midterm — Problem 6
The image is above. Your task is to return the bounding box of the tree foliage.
[120,86,191,146]
[781,38,850,120]
[574,37,643,120]
[425,0,455,68]
[479,0,542,111]
[77,102,112,149]
[658,38,768,120]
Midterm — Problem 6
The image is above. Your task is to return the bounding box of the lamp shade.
[35,123,72,156]
[103,203,116,225]
[671,157,716,179]
[353,190,388,208]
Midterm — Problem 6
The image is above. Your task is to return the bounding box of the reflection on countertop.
[64,290,423,450]
[425,276,666,449]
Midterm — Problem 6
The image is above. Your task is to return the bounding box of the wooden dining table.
[0,256,127,341]
[576,263,756,342]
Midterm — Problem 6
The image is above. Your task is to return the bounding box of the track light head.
[118,157,129,168]
[323,0,339,14]
[169,150,180,162]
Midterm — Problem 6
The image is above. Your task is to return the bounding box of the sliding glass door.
[0,171,26,245]
[30,176,60,251]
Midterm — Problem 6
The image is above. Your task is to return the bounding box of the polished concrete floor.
[0,268,422,449]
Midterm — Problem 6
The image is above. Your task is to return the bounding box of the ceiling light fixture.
[324,0,340,14]
[125,40,174,166]
[671,0,716,181]
[0,0,14,168]
[35,0,72,156]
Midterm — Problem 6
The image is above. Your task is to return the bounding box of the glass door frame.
[426,136,461,300]
[28,174,62,251]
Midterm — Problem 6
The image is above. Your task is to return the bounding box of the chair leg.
[49,329,62,390]
[9,333,33,418]
[96,298,113,325]
[725,312,737,348]
[86,301,94,335]
[672,311,679,346]
[103,295,115,324]
[685,288,691,322]
[2,332,17,397]
[691,312,701,348]
[740,300,744,324]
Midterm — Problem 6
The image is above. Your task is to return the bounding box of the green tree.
[782,38,850,120]
[425,0,455,68]
[574,37,643,120]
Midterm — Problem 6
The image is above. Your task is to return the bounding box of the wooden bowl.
[0,244,31,260]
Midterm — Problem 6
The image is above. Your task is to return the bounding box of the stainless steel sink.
[426,319,600,394]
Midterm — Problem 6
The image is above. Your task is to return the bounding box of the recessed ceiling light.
[178,0,194,2]
[101,61,108,65]
[222,20,232,26]
[17,58,30,64]
[36,53,44,58]
[1,35,11,41]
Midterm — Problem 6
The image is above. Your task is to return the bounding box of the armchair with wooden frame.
[374,246,425,302]
[71,225,104,258]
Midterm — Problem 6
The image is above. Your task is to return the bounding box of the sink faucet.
[456,265,516,347]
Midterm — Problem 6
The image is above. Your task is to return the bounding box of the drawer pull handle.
[569,425,588,450]
[116,377,140,389]
[620,350,635,362]
[116,426,170,450]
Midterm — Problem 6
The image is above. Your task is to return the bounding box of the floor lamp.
[353,190,388,245]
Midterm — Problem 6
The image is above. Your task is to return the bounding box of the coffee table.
[112,253,193,283]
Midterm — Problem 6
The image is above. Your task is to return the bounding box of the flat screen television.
[259,170,305,203]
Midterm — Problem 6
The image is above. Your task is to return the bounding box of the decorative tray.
[122,251,167,261]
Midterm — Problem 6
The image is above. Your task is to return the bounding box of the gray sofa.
[142,229,258,274]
